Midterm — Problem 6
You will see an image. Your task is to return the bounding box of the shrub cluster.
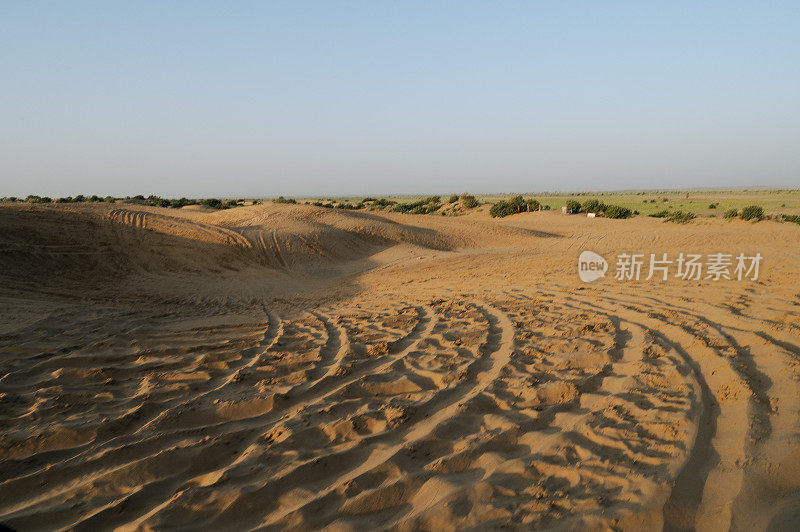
[565,200,582,213]
[306,198,397,210]
[126,195,243,209]
[25,195,53,203]
[274,196,297,204]
[650,209,695,223]
[392,196,441,214]
[460,193,479,209]
[739,205,764,221]
[722,205,765,221]
[569,198,633,219]
[782,214,800,225]
[370,198,396,208]
[55,195,115,203]
[581,199,603,213]
[2,194,252,209]
[603,204,634,219]
[490,195,540,218]
[666,210,695,223]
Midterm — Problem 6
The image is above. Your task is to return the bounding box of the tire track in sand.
[242,301,514,529]
[61,306,437,529]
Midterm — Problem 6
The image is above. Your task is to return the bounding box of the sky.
[1,1,799,198]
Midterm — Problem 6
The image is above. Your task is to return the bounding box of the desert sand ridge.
[1,201,799,530]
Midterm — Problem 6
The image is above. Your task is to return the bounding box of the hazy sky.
[2,1,799,198]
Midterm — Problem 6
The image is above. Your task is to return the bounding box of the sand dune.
[1,202,799,530]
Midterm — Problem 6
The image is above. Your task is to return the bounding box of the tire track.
[557,289,741,531]
[85,306,438,529]
[247,301,514,529]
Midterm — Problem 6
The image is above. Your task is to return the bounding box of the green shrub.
[448,194,459,203]
[201,198,222,208]
[582,199,606,213]
[489,201,512,218]
[461,194,479,209]
[665,210,695,223]
[708,202,719,209]
[274,196,297,204]
[371,198,396,208]
[26,195,52,203]
[490,195,538,218]
[392,196,438,213]
[782,214,800,225]
[723,208,738,219]
[565,200,582,213]
[740,205,764,221]
[603,205,633,219]
[649,210,670,218]
[336,202,362,210]
[168,197,190,208]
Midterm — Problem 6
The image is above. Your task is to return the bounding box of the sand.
[1,201,799,531]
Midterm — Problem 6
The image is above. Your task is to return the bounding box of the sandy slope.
[1,202,799,531]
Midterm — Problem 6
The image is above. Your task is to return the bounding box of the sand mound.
[2,204,800,530]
